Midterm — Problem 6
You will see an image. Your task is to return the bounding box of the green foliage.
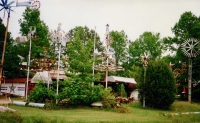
[4,41,21,78]
[139,60,176,109]
[58,80,108,106]
[110,30,128,65]
[18,7,50,60]
[29,82,55,103]
[0,111,23,123]
[172,11,200,43]
[192,83,200,102]
[112,84,127,97]
[67,26,102,83]
[129,32,163,66]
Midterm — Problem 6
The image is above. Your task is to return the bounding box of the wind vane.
[0,0,41,86]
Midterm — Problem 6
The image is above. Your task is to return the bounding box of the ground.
[0,95,12,105]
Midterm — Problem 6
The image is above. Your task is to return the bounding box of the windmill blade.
[1,0,4,5]
[0,7,3,11]
[7,1,15,6]
[3,9,5,17]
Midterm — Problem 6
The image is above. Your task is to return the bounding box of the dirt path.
[0,96,11,105]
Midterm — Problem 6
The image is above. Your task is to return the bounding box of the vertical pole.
[47,71,50,89]
[0,10,10,86]
[188,58,192,103]
[143,66,146,108]
[26,30,32,100]
[92,27,96,86]
[105,24,109,89]
[56,43,61,104]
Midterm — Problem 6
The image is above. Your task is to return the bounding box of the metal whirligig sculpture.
[94,24,124,89]
[181,38,200,103]
[141,52,149,108]
[49,23,68,104]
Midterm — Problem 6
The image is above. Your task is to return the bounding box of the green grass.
[2,101,200,123]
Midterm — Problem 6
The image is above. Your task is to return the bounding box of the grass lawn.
[2,101,200,123]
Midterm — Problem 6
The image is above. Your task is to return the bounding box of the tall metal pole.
[105,24,109,89]
[92,27,96,86]
[0,9,10,86]
[56,42,61,104]
[181,38,200,103]
[141,53,149,108]
[25,28,33,100]
[188,58,192,103]
[143,66,146,108]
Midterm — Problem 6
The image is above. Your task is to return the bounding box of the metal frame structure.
[141,52,149,108]
[181,38,200,103]
[94,24,124,89]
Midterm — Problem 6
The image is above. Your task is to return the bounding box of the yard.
[1,97,200,123]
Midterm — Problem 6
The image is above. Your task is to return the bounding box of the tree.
[165,11,200,101]
[129,32,163,66]
[110,30,128,65]
[0,18,20,78]
[138,61,176,109]
[18,7,50,60]
[66,26,102,83]
[172,11,200,44]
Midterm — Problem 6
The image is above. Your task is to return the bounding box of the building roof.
[4,78,28,83]
[31,71,52,84]
[107,76,137,84]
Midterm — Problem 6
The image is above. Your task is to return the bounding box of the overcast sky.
[1,0,200,41]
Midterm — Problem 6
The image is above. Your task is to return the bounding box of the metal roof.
[107,76,137,84]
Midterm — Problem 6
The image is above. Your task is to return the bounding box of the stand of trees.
[1,10,200,109]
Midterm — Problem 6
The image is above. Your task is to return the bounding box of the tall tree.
[164,11,200,101]
[66,26,102,83]
[138,60,176,109]
[129,32,163,66]
[18,7,50,60]
[0,18,20,78]
[109,30,127,65]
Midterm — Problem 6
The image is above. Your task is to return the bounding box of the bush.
[29,81,55,103]
[138,60,176,109]
[58,81,109,106]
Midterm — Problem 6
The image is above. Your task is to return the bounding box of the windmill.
[181,38,200,103]
[0,0,41,89]
[0,0,15,86]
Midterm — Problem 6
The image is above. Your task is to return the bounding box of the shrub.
[58,81,109,106]
[138,60,176,109]
[29,81,55,103]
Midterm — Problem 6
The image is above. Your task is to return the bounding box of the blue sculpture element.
[0,0,15,17]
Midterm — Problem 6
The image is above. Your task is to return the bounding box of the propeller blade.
[3,9,5,18]
[0,7,4,11]
[1,0,5,5]
[7,1,15,6]
[5,0,7,5]
[0,3,3,6]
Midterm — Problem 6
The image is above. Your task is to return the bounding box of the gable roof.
[107,76,137,84]
[31,71,52,84]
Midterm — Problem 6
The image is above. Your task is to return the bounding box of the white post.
[92,27,96,86]
[26,29,32,100]
[105,24,109,89]
[56,43,61,104]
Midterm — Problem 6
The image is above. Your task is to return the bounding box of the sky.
[1,0,200,42]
